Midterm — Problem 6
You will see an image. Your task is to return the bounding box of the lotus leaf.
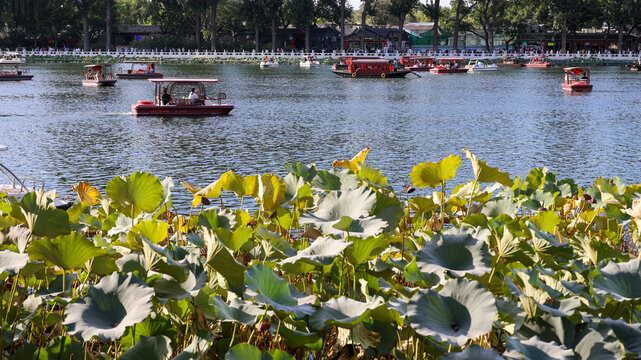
[309,296,385,330]
[118,335,171,360]
[152,267,208,303]
[72,181,100,206]
[126,219,169,250]
[270,319,322,350]
[311,169,360,191]
[464,148,514,186]
[64,273,154,341]
[0,225,31,253]
[173,332,214,360]
[282,236,350,269]
[245,263,314,317]
[602,318,641,355]
[299,186,386,237]
[439,344,503,359]
[225,343,295,360]
[28,232,106,270]
[209,296,265,325]
[592,259,641,301]
[573,323,622,360]
[332,147,371,172]
[415,228,492,277]
[204,229,245,287]
[407,279,497,347]
[18,191,70,237]
[248,174,286,211]
[105,172,164,218]
[410,154,461,188]
[0,249,29,275]
[503,336,573,360]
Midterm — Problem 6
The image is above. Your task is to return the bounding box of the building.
[115,25,162,47]
[344,25,408,51]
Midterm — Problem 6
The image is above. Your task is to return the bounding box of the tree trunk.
[106,0,113,51]
[305,22,310,52]
[195,15,202,50]
[210,0,219,51]
[453,0,462,52]
[361,0,368,51]
[271,14,277,52]
[561,12,567,53]
[617,23,624,53]
[483,28,490,51]
[398,14,405,51]
[432,0,440,51]
[340,0,346,50]
[488,28,494,52]
[82,10,89,51]
[254,23,260,52]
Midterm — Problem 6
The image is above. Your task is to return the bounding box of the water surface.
[1,63,640,207]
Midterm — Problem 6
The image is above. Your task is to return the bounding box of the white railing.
[3,49,640,61]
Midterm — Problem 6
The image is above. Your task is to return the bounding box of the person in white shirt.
[188,88,200,104]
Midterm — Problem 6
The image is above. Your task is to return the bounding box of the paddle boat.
[525,56,553,68]
[0,145,71,209]
[401,56,434,71]
[132,78,234,116]
[115,61,163,79]
[0,63,33,81]
[562,67,592,92]
[300,56,320,68]
[627,59,641,71]
[465,59,498,72]
[82,64,117,86]
[429,58,469,74]
[0,52,26,64]
[496,56,523,68]
[259,57,279,67]
[331,59,410,78]
[332,56,379,70]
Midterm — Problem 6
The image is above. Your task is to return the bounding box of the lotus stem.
[466,180,479,217]
[229,323,237,347]
[4,271,20,322]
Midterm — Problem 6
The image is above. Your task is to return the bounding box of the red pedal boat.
[525,56,553,68]
[116,61,163,79]
[401,56,435,71]
[562,67,592,92]
[132,78,234,116]
[429,58,469,74]
[331,59,409,78]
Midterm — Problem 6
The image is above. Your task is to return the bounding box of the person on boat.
[188,88,200,104]
[161,87,171,105]
[85,70,92,80]
[453,61,459,69]
[393,59,398,71]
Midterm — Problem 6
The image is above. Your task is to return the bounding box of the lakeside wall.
[6,49,641,65]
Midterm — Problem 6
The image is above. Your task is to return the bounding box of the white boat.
[0,52,26,64]
[0,145,70,208]
[465,59,498,72]
[300,57,320,68]
[259,58,279,68]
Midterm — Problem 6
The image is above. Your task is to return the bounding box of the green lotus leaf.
[407,279,497,347]
[481,197,518,218]
[573,322,622,360]
[18,190,70,237]
[0,249,29,275]
[311,169,360,191]
[106,172,164,218]
[284,162,317,182]
[537,298,580,318]
[309,296,385,330]
[345,235,389,266]
[282,237,350,269]
[249,174,286,211]
[126,219,169,250]
[415,228,492,277]
[1,225,31,253]
[464,148,513,186]
[209,296,265,325]
[118,335,171,360]
[225,343,295,360]
[142,241,188,283]
[245,263,314,317]
[214,226,254,253]
[270,319,322,351]
[602,318,641,355]
[151,267,208,303]
[358,163,389,188]
[38,336,86,360]
[503,336,573,360]
[299,186,386,238]
[64,273,154,341]
[119,312,177,350]
[204,229,245,287]
[410,154,461,188]
[198,208,233,230]
[592,259,641,301]
[28,232,106,271]
[372,190,403,232]
[439,344,503,359]
[173,332,214,360]
[495,298,527,335]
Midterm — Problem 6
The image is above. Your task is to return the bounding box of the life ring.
[351,72,356,78]
[138,100,154,105]
[381,73,386,78]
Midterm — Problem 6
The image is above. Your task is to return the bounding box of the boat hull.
[562,83,592,92]
[132,103,234,116]
[496,63,524,68]
[331,69,410,78]
[0,74,33,81]
[82,79,117,86]
[466,66,498,72]
[429,68,469,74]
[115,73,164,79]
[627,65,641,71]
[525,63,553,68]
[406,66,432,71]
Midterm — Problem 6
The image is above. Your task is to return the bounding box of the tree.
[316,0,352,50]
[387,0,418,50]
[209,0,220,51]
[451,0,475,52]
[359,0,378,51]
[74,0,95,51]
[106,0,113,50]
[421,0,442,51]
[240,0,264,51]
[601,0,641,52]
[470,0,514,51]
[286,0,314,51]
[263,0,283,52]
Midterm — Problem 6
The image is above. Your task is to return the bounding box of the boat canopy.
[565,67,588,75]
[84,64,110,71]
[0,145,7,151]
[121,60,157,64]
[148,78,218,83]
[350,59,390,65]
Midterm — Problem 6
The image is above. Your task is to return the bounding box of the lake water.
[1,63,640,207]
